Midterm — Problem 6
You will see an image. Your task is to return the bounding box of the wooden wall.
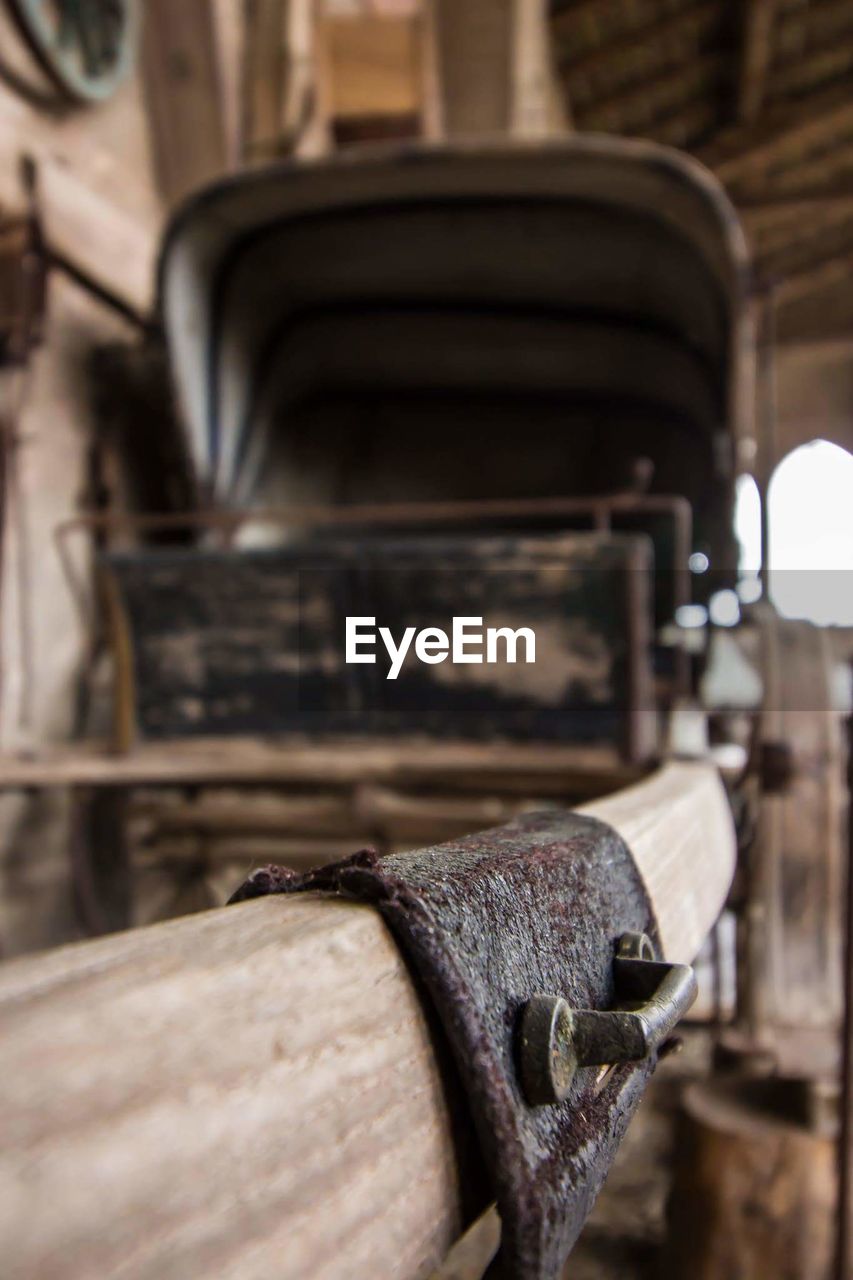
[0,8,170,955]
[0,6,163,312]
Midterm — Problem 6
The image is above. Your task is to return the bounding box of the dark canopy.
[160,137,752,561]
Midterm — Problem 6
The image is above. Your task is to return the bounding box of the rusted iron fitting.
[518,932,697,1106]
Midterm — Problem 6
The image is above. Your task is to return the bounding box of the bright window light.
[768,440,853,626]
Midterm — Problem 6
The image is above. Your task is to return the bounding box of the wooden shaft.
[0,763,734,1280]
[581,761,736,964]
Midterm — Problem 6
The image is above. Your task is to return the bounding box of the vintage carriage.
[97,137,751,787]
[1,134,846,1280]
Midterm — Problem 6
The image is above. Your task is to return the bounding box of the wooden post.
[737,0,777,124]
[663,1079,836,1280]
[140,0,232,205]
[434,0,514,137]
[0,763,734,1280]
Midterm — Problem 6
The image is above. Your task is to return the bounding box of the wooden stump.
[662,1078,836,1280]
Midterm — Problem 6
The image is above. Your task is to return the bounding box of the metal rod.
[52,489,693,638]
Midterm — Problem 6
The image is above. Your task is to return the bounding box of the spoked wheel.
[7,0,139,103]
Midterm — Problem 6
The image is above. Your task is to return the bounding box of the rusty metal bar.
[54,490,693,541]
[53,489,693,632]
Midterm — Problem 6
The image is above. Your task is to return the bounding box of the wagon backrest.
[100,530,656,762]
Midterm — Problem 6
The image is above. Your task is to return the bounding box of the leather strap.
[230,809,660,1279]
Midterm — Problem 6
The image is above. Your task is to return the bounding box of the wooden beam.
[579,761,734,965]
[0,737,638,796]
[0,75,162,313]
[554,3,719,80]
[242,0,325,161]
[550,0,624,38]
[771,31,853,104]
[0,893,473,1280]
[573,52,726,135]
[740,183,853,218]
[134,786,520,843]
[699,83,853,187]
[434,0,514,136]
[140,0,231,205]
[738,0,778,124]
[210,0,246,166]
[776,0,853,56]
[738,190,853,254]
[644,97,721,151]
[776,330,853,354]
[512,0,571,136]
[770,248,853,309]
[243,0,287,161]
[0,763,734,1279]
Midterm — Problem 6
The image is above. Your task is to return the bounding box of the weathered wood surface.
[0,895,474,1280]
[128,786,530,878]
[0,737,638,793]
[140,0,232,205]
[747,617,846,1059]
[0,763,735,1279]
[434,0,514,137]
[581,759,735,965]
[0,10,162,313]
[662,1079,836,1280]
[737,0,778,124]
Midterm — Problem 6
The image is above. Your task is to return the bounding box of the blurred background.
[1,2,853,1277]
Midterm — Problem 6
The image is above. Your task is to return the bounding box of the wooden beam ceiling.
[574,51,726,133]
[555,3,719,80]
[698,82,853,186]
[740,181,853,212]
[770,248,853,310]
[738,0,777,124]
[547,2,853,335]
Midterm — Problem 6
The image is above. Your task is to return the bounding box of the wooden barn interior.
[1,2,853,1278]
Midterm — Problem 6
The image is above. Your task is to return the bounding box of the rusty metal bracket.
[0,208,47,367]
[519,932,697,1106]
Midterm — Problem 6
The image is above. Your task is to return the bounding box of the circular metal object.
[7,0,139,103]
[518,994,578,1106]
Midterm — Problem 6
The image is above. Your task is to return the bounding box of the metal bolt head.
[616,931,655,962]
[518,994,578,1106]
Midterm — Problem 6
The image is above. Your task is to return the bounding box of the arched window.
[768,439,853,626]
